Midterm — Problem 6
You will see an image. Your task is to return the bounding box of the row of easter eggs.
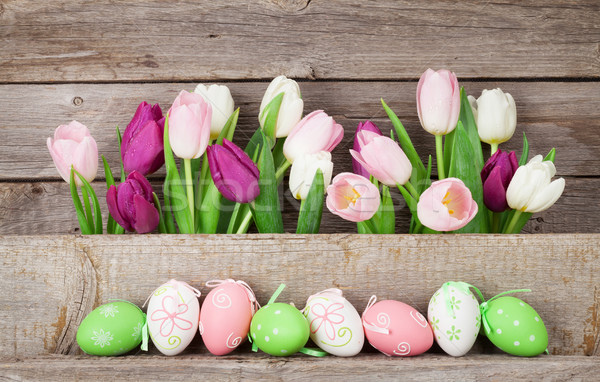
[76,280,548,358]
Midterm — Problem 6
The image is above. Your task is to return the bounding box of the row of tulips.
[47,69,564,234]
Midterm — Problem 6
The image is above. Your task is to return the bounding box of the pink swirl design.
[393,342,411,356]
[310,302,345,341]
[150,295,193,337]
[212,288,232,309]
[410,311,428,328]
[226,332,242,349]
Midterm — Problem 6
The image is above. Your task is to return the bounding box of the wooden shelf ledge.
[0,354,597,380]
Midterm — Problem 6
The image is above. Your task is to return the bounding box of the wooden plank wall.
[1,234,598,358]
[0,0,599,234]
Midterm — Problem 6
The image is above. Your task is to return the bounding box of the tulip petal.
[525,178,565,213]
[483,167,509,212]
[131,194,160,233]
[71,136,98,184]
[47,137,73,184]
[106,185,132,231]
[54,121,90,142]
[123,120,164,175]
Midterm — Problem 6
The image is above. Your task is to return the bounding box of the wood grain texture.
[0,234,598,357]
[0,177,597,235]
[1,81,598,180]
[0,354,597,381]
[1,1,599,82]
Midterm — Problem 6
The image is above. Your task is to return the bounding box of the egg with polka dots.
[249,302,310,356]
[481,296,548,357]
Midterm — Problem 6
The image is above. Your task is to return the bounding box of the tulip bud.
[470,88,517,145]
[416,68,460,136]
[121,102,165,176]
[350,131,412,187]
[259,75,304,138]
[352,121,382,178]
[47,120,98,186]
[106,171,159,233]
[417,178,478,231]
[283,110,344,163]
[168,90,212,159]
[326,172,381,222]
[480,149,518,212]
[506,155,565,213]
[194,84,235,139]
[207,139,260,204]
[289,151,333,200]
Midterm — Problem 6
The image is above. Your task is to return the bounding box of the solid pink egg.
[362,300,433,356]
[199,282,254,355]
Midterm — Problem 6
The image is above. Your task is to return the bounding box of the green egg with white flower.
[76,301,146,356]
[250,302,310,356]
[481,296,548,357]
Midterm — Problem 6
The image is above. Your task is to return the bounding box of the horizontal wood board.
[0,354,598,381]
[0,81,597,180]
[0,234,598,358]
[0,1,599,82]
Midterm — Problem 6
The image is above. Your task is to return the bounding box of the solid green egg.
[482,296,548,356]
[76,301,146,356]
[249,302,309,356]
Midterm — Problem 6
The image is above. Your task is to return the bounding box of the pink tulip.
[47,120,98,186]
[417,178,478,231]
[326,172,381,222]
[416,69,460,136]
[168,90,212,159]
[350,130,412,186]
[283,110,344,163]
[352,121,382,178]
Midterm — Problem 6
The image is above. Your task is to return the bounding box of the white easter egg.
[303,288,364,357]
[147,279,200,356]
[427,281,481,357]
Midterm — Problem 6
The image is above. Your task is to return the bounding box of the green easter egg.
[76,301,146,356]
[482,296,548,356]
[250,302,309,356]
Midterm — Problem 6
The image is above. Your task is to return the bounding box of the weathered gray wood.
[1,1,599,82]
[0,177,597,235]
[0,81,598,180]
[0,354,597,381]
[0,234,598,357]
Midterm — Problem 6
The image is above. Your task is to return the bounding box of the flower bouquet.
[47,69,564,235]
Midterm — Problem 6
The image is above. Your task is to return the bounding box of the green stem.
[299,198,306,215]
[236,210,253,234]
[435,134,446,180]
[404,181,420,201]
[491,212,501,233]
[227,203,242,234]
[361,219,378,234]
[81,187,95,232]
[491,143,499,156]
[275,160,292,182]
[184,158,195,230]
[504,210,523,234]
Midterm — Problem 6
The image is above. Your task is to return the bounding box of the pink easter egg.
[199,280,257,355]
[362,298,433,356]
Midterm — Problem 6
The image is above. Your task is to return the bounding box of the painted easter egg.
[362,297,433,356]
[76,301,146,356]
[250,302,310,356]
[147,279,201,356]
[481,296,548,356]
[199,279,258,355]
[303,288,364,357]
[427,282,482,356]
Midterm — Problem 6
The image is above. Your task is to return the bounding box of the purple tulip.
[121,102,165,176]
[207,139,260,203]
[481,149,519,212]
[106,171,159,233]
[352,121,382,178]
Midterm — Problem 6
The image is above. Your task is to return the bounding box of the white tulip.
[289,151,333,200]
[259,75,304,138]
[470,88,517,145]
[506,155,565,213]
[194,84,235,139]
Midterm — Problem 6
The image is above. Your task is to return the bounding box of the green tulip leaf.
[443,129,455,177]
[251,130,284,233]
[69,168,92,235]
[448,121,489,233]
[163,113,194,234]
[519,132,529,166]
[73,168,103,235]
[259,92,284,147]
[152,192,167,234]
[458,87,484,171]
[381,99,427,192]
[116,125,126,182]
[369,185,395,234]
[544,147,556,162]
[102,156,117,234]
[296,169,324,234]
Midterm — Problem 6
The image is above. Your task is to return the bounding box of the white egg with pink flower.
[303,288,364,357]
